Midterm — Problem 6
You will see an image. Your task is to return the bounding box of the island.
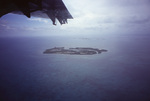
[43,47,107,55]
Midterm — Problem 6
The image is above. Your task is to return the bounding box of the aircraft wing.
[0,0,73,25]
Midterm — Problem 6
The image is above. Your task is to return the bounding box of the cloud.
[0,17,55,36]
[61,0,150,34]
[0,20,16,31]
[0,20,8,26]
[28,18,49,23]
[104,0,150,7]
[126,16,150,24]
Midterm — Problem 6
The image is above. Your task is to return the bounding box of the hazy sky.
[0,0,150,36]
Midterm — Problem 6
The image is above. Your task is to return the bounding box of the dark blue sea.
[0,34,150,101]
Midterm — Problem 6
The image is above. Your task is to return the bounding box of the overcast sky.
[0,0,150,36]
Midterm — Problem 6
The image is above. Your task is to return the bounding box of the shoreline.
[43,47,108,55]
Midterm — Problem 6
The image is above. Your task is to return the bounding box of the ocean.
[0,34,150,101]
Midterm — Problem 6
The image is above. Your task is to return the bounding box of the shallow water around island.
[0,34,150,101]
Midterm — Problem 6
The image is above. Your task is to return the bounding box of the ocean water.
[0,35,150,101]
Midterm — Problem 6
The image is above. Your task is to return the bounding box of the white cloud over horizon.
[62,0,150,29]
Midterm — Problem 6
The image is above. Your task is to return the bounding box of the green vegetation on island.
[43,47,107,55]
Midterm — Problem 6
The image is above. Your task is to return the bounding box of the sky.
[0,0,150,37]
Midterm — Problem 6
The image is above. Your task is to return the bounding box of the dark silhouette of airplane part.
[0,0,73,25]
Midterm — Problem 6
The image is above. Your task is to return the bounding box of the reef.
[43,47,107,55]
